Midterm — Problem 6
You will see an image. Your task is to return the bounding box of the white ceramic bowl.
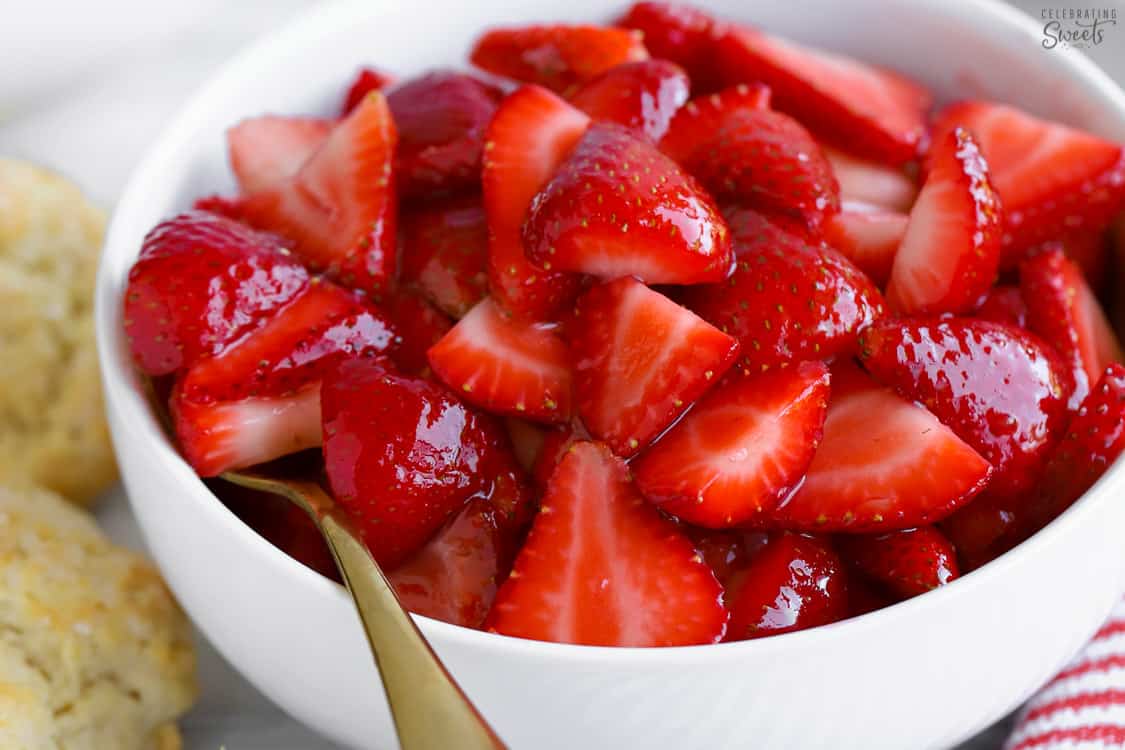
[96,1,1125,748]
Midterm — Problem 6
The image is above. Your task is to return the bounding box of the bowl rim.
[96,0,1125,666]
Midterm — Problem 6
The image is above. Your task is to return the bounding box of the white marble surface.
[1,1,1122,748]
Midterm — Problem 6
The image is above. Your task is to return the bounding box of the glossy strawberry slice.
[975,286,1028,329]
[523,122,732,284]
[859,318,1072,498]
[725,532,847,641]
[341,66,394,115]
[570,277,739,456]
[822,209,908,286]
[124,210,309,375]
[382,290,452,376]
[764,362,992,532]
[615,2,726,93]
[823,145,918,212]
[486,441,727,646]
[227,116,332,195]
[838,527,959,600]
[633,362,830,528]
[483,85,589,320]
[717,25,931,164]
[427,297,572,424]
[569,59,690,142]
[470,25,648,95]
[400,195,489,319]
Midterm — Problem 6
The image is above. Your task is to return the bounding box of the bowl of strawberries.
[96,0,1125,747]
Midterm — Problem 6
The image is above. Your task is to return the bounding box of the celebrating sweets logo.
[1042,6,1117,50]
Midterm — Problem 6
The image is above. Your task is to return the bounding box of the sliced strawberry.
[838,527,959,600]
[822,209,908,286]
[974,285,1028,329]
[400,194,489,318]
[859,318,1072,498]
[681,526,766,587]
[382,290,452,376]
[570,277,739,456]
[633,362,830,528]
[660,86,839,229]
[931,101,1125,261]
[523,122,732,283]
[486,441,727,646]
[531,423,587,488]
[724,532,847,641]
[823,145,918,212]
[482,85,589,320]
[886,127,1003,315]
[615,2,726,93]
[764,362,992,532]
[427,297,572,423]
[341,66,395,115]
[568,59,690,142]
[683,210,885,373]
[716,25,931,165]
[124,210,308,375]
[227,116,332,195]
[1021,247,1123,409]
[470,25,648,95]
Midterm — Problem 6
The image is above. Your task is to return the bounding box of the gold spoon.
[221,470,507,750]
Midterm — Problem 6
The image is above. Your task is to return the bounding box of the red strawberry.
[763,362,992,532]
[523,122,732,284]
[716,25,931,165]
[1021,247,1123,409]
[470,25,648,95]
[341,66,394,115]
[1028,233,1111,285]
[822,208,908,286]
[681,527,766,586]
[124,210,309,375]
[400,195,489,318]
[387,71,502,199]
[975,285,1028,329]
[615,2,726,93]
[859,318,1072,498]
[227,116,332,195]
[482,85,589,320]
[823,145,918,212]
[838,526,959,600]
[531,423,587,488]
[382,291,452,376]
[941,492,1018,571]
[486,441,727,646]
[570,277,739,456]
[724,532,847,641]
[633,362,830,528]
[568,59,690,142]
[660,86,840,229]
[427,297,573,423]
[683,210,885,373]
[931,101,1125,261]
[886,127,1003,315]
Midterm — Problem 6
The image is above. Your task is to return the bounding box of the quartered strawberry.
[568,59,690,142]
[233,93,398,296]
[523,122,732,284]
[633,362,830,528]
[382,290,452,376]
[886,127,1002,315]
[400,194,489,318]
[341,66,395,115]
[569,277,739,457]
[681,526,766,587]
[823,145,918,212]
[931,101,1125,262]
[683,210,885,373]
[724,532,847,641]
[975,286,1028,329]
[615,2,726,93]
[227,116,332,195]
[837,526,959,600]
[387,71,502,199]
[660,85,839,229]
[482,85,589,320]
[763,362,992,532]
[822,209,908,286]
[716,25,931,165]
[859,318,1072,498]
[486,441,727,646]
[1021,247,1123,409]
[470,25,648,95]
[124,210,309,375]
[427,297,573,423]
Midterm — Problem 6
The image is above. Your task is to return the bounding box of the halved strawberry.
[486,441,727,646]
[615,2,726,93]
[633,362,830,528]
[838,526,959,600]
[124,210,309,375]
[400,194,489,319]
[382,290,452,376]
[716,25,931,164]
[482,85,589,320]
[822,209,908,286]
[523,122,732,284]
[931,101,1125,261]
[427,297,572,423]
[974,285,1028,329]
[823,145,918,212]
[227,116,332,195]
[341,66,395,115]
[724,532,847,641]
[568,59,690,142]
[470,25,648,95]
[763,362,992,532]
[859,318,1072,498]
[886,127,1002,315]
[570,277,739,457]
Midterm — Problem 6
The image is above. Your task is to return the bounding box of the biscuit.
[0,159,117,505]
[0,484,197,749]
